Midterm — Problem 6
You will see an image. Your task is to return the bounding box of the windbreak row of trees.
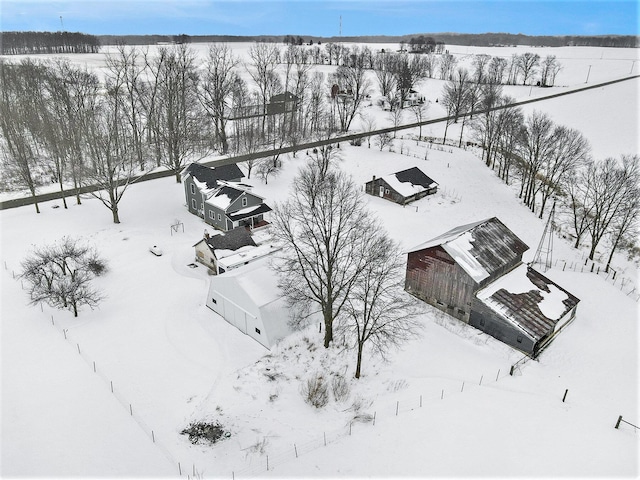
[457,83,639,268]
[1,31,101,55]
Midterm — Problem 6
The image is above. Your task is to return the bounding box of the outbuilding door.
[379,185,384,197]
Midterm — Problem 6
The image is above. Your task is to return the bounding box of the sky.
[1,0,638,37]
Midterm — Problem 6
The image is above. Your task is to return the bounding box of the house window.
[190,183,195,194]
[217,213,222,221]
[479,318,485,326]
[242,197,248,207]
[517,335,523,343]
[211,297,217,304]
[209,210,214,219]
[191,199,197,209]
[385,188,390,194]
[255,327,261,335]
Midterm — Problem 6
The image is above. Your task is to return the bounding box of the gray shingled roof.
[476,265,580,341]
[204,227,256,252]
[183,163,244,189]
[394,167,438,190]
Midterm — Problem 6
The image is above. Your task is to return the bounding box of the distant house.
[206,258,292,349]
[182,162,271,232]
[365,167,438,205]
[405,217,579,357]
[267,91,299,115]
[404,89,425,107]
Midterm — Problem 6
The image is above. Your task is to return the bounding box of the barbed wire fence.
[3,260,203,479]
[231,362,518,479]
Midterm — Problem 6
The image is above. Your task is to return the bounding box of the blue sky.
[1,0,637,36]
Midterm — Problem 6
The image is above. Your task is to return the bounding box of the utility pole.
[60,16,64,31]
[585,64,592,83]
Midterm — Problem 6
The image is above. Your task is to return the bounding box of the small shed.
[206,258,292,349]
[365,167,438,205]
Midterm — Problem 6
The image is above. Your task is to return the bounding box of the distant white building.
[206,258,292,349]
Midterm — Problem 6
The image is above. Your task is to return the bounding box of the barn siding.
[405,247,476,322]
[469,298,537,355]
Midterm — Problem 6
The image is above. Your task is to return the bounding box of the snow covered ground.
[1,44,638,478]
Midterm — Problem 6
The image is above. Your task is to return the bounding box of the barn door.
[379,185,384,197]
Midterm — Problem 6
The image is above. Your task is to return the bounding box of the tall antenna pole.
[339,15,342,36]
[60,16,64,31]
[532,201,556,272]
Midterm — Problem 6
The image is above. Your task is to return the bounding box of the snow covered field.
[1,44,639,478]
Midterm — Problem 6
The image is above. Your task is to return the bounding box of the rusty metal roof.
[476,265,580,340]
[407,217,529,282]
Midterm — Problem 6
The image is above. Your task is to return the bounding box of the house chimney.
[373,175,376,181]
[204,229,209,239]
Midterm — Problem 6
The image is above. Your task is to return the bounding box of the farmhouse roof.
[182,162,244,189]
[227,203,273,222]
[407,217,529,283]
[373,166,438,198]
[475,264,580,341]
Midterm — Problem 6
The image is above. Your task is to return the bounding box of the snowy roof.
[407,217,529,283]
[218,243,282,270]
[182,162,244,189]
[206,185,244,210]
[476,264,580,341]
[376,166,438,199]
[196,227,257,254]
[216,257,283,308]
[227,203,272,222]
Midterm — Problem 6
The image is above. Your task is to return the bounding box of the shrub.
[331,374,350,403]
[301,371,329,408]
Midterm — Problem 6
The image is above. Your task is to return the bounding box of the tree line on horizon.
[0,31,101,55]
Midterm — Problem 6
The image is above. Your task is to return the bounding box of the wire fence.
[231,365,517,478]
[535,256,639,302]
[4,260,203,479]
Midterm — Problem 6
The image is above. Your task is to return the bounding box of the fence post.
[152,430,155,443]
[461,381,465,392]
[562,389,568,402]
[479,375,483,386]
[396,401,399,416]
[110,381,113,393]
[441,389,444,400]
[51,315,54,324]
[294,444,298,458]
[496,369,500,381]
[178,462,182,476]
[324,432,326,446]
[63,329,67,339]
[77,343,81,355]
[615,415,623,429]
[509,365,515,376]
[129,404,133,416]
[266,455,269,471]
[420,395,422,407]
[349,422,352,435]
[93,361,96,373]
[373,412,376,426]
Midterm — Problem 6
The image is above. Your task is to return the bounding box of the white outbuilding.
[205,257,292,349]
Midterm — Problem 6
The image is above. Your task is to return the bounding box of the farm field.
[1,43,639,477]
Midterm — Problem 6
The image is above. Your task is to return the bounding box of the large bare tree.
[340,233,421,379]
[271,163,377,348]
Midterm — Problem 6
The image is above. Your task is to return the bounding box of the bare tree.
[409,101,428,140]
[146,45,208,182]
[536,126,590,218]
[0,59,46,213]
[472,54,491,84]
[246,42,281,136]
[81,77,138,224]
[199,43,240,154]
[340,233,421,379]
[373,52,397,99]
[584,156,639,260]
[20,237,107,317]
[271,163,378,348]
[375,132,394,151]
[438,53,457,80]
[603,178,639,271]
[539,55,562,87]
[516,52,540,85]
[440,67,473,144]
[330,53,371,132]
[487,56,508,85]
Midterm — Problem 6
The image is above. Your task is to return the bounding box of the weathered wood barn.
[365,167,438,205]
[405,217,579,357]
